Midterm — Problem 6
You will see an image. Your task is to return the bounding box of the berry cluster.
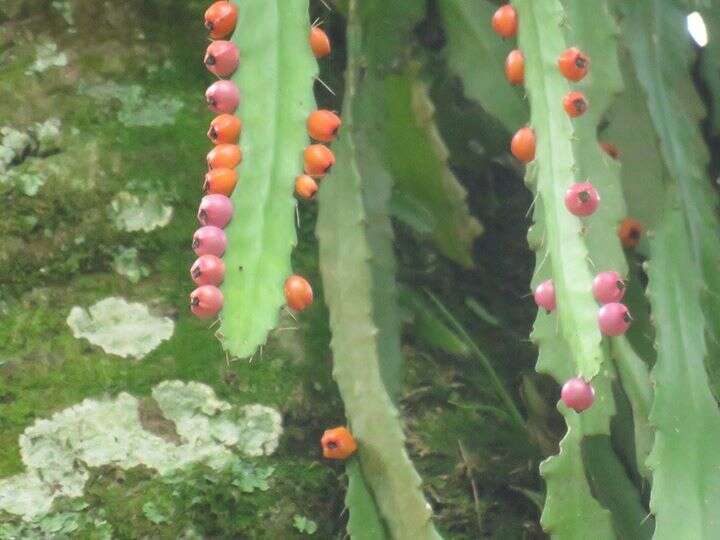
[493,4,637,413]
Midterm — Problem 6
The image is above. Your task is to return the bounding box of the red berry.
[295,175,318,200]
[204,40,240,78]
[204,168,238,196]
[190,285,224,319]
[198,194,234,228]
[534,280,556,312]
[492,5,518,38]
[558,47,590,82]
[592,271,626,305]
[204,1,237,40]
[563,91,588,118]
[505,49,524,85]
[600,142,620,160]
[303,144,335,178]
[206,80,240,114]
[284,275,313,311]
[191,255,226,286]
[208,115,242,145]
[207,144,242,169]
[511,127,536,163]
[561,377,595,412]
[618,218,643,249]
[598,302,631,336]
[307,110,341,142]
[192,226,227,257]
[564,182,600,217]
[310,27,331,58]
[321,427,357,460]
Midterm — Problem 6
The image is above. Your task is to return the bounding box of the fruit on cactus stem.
[191,254,226,286]
[190,284,224,319]
[598,302,632,336]
[207,143,242,169]
[284,275,314,311]
[304,144,335,178]
[563,91,588,118]
[534,279,556,312]
[204,168,238,196]
[618,217,643,249]
[505,49,525,85]
[599,142,620,160]
[307,110,341,142]
[198,194,234,228]
[309,26,331,58]
[208,114,242,145]
[491,5,518,38]
[561,377,595,412]
[192,226,227,257]
[204,1,237,40]
[295,174,318,200]
[321,427,357,460]
[510,126,536,163]
[204,40,240,78]
[206,80,240,114]
[558,47,590,82]
[592,271,626,305]
[564,182,600,217]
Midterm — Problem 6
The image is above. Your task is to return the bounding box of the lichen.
[109,191,173,232]
[112,247,149,283]
[79,82,184,127]
[0,381,283,521]
[66,297,174,359]
[26,42,68,75]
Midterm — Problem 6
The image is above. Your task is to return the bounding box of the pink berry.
[192,226,227,257]
[592,271,626,304]
[206,80,240,114]
[534,279,556,312]
[191,254,226,286]
[204,41,240,78]
[564,182,600,216]
[561,377,595,412]
[198,194,234,228]
[190,285,224,319]
[598,302,631,336]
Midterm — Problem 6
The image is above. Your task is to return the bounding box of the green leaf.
[316,2,441,537]
[610,337,654,479]
[400,289,470,357]
[380,70,482,268]
[220,0,317,358]
[346,459,388,540]
[622,0,720,368]
[293,515,318,535]
[582,436,654,539]
[516,0,604,380]
[438,0,529,131]
[644,187,720,539]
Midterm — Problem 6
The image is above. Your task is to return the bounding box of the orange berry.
[207,144,242,170]
[303,144,335,178]
[600,142,620,160]
[492,5,518,38]
[558,47,590,82]
[295,175,318,200]
[563,91,588,118]
[204,168,238,196]
[284,275,313,311]
[310,26,331,58]
[618,218,643,249]
[510,127,536,163]
[505,49,524,85]
[208,114,242,145]
[307,110,341,142]
[204,1,238,40]
[321,427,357,460]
